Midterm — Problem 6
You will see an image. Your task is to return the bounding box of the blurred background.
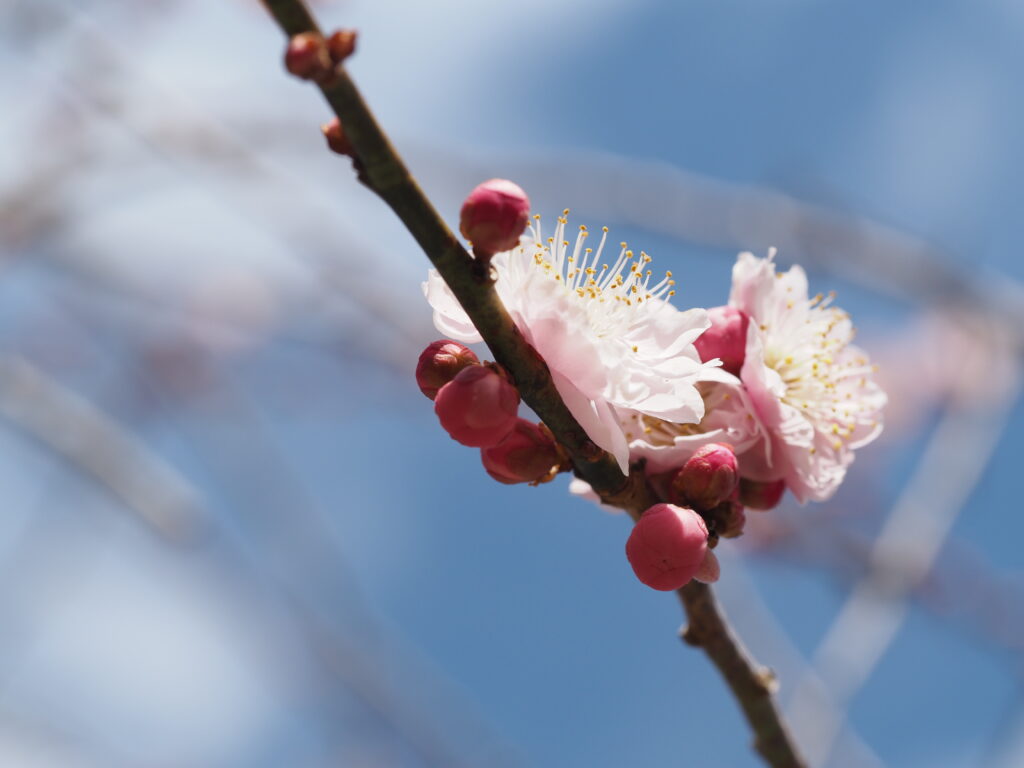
[1,0,1023,766]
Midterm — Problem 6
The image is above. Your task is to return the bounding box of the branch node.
[680,623,703,646]
[755,666,779,695]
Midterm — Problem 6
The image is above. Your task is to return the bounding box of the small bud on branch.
[326,29,358,63]
[626,504,709,591]
[459,179,531,256]
[434,365,520,447]
[481,418,563,485]
[284,32,333,82]
[694,306,750,376]
[416,340,480,400]
[670,443,740,511]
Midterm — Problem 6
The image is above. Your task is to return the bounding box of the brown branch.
[680,582,804,767]
[259,3,806,766]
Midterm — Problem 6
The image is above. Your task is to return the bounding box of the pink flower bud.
[669,443,739,511]
[694,549,720,584]
[625,504,709,591]
[326,29,358,63]
[284,32,333,82]
[480,419,561,484]
[415,340,480,400]
[459,179,531,254]
[434,365,519,447]
[738,478,787,511]
[694,305,750,376]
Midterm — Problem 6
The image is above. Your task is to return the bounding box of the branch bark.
[259,3,806,766]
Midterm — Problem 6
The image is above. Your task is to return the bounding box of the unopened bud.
[738,478,787,511]
[284,32,333,82]
[416,340,479,400]
[694,306,750,376]
[481,419,561,484]
[670,443,739,510]
[326,29,358,63]
[625,504,709,591]
[320,118,353,156]
[434,365,519,447]
[694,549,720,584]
[459,179,531,255]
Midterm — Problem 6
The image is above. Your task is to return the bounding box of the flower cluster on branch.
[419,179,887,592]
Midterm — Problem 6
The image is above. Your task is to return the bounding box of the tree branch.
[259,3,806,765]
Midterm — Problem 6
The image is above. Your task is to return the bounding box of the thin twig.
[258,3,806,765]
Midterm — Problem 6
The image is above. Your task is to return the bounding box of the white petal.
[423,270,482,343]
[552,371,630,474]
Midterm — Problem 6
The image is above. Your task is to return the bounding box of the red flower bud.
[738,478,787,511]
[284,32,333,82]
[416,340,479,400]
[434,365,519,447]
[459,179,531,255]
[480,419,561,484]
[326,29,358,63]
[670,443,739,511]
[694,305,750,376]
[625,504,709,591]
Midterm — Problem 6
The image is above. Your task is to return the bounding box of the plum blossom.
[729,250,886,502]
[425,213,717,472]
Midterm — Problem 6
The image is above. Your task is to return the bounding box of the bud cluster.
[625,439,789,591]
[284,28,359,84]
[416,338,565,486]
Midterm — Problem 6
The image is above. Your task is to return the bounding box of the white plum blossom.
[729,250,887,502]
[424,212,717,472]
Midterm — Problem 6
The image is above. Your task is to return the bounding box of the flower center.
[622,383,727,445]
[761,290,877,452]
[527,212,676,337]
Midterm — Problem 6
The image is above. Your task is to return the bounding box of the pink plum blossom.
[728,250,887,502]
[425,213,717,473]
